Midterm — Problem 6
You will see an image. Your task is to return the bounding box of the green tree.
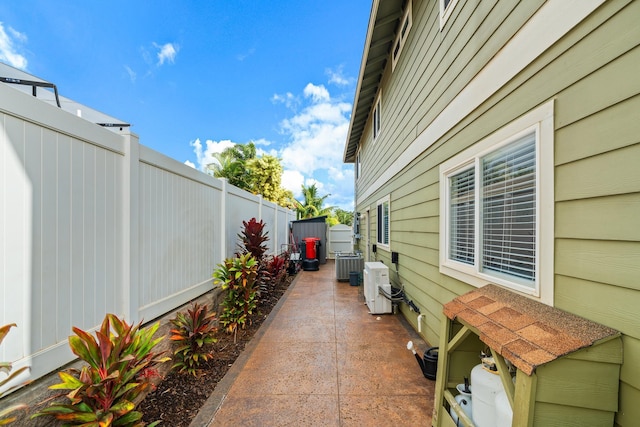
[333,208,354,226]
[294,184,333,220]
[246,155,294,207]
[208,143,256,190]
[207,143,293,208]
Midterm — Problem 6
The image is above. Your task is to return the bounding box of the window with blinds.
[449,168,475,265]
[439,100,554,303]
[377,196,390,249]
[481,134,536,284]
[445,132,537,288]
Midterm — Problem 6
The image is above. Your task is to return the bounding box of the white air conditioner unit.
[363,262,392,314]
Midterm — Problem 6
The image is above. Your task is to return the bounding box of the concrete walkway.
[192,260,435,426]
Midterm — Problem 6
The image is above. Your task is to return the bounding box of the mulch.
[139,275,293,427]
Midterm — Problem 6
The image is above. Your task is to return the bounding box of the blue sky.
[0,1,371,209]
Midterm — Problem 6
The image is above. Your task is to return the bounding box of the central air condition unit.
[335,253,364,281]
[363,262,392,314]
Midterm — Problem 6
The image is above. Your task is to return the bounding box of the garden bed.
[139,274,293,426]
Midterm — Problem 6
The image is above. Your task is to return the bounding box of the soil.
[139,275,293,427]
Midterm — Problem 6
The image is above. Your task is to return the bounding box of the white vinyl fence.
[0,82,295,393]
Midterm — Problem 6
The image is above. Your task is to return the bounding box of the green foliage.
[207,143,293,208]
[213,254,258,343]
[294,183,333,220]
[0,324,29,425]
[170,303,218,376]
[332,208,354,226]
[32,314,169,427]
[208,142,257,190]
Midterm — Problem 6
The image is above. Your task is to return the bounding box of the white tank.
[471,364,504,427]
[495,389,513,427]
[450,383,473,424]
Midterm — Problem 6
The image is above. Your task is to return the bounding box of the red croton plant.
[33,314,169,427]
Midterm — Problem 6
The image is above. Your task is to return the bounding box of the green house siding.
[351,0,639,425]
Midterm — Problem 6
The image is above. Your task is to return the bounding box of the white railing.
[0,82,295,393]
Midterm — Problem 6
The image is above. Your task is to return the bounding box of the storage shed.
[290,216,327,264]
[434,285,622,427]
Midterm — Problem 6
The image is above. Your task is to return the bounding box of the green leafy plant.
[0,324,29,425]
[32,314,169,427]
[170,302,218,376]
[213,253,258,343]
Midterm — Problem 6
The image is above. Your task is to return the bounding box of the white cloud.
[184,160,196,168]
[326,66,352,86]
[281,170,305,197]
[0,22,28,70]
[154,42,178,65]
[271,92,298,109]
[303,83,330,103]
[189,138,236,171]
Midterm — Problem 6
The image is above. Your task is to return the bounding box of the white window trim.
[392,1,413,71]
[439,100,555,305]
[439,0,460,30]
[376,195,391,251]
[355,149,361,181]
[372,91,382,141]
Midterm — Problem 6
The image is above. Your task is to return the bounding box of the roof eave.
[343,0,404,163]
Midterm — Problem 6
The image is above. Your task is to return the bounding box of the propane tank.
[450,379,473,424]
[495,389,513,427]
[471,361,504,427]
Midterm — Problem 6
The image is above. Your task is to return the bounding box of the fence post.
[220,178,227,261]
[121,132,140,323]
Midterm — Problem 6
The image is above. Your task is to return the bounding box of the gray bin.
[349,271,359,286]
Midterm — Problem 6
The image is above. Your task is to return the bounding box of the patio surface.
[192,260,435,426]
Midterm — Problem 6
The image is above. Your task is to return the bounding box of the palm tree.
[207,143,256,190]
[295,184,333,220]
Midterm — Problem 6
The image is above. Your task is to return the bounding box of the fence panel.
[0,84,294,393]
[1,83,127,386]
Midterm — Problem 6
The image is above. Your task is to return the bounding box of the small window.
[392,1,413,70]
[355,150,361,180]
[373,93,382,140]
[377,196,390,250]
[439,0,459,30]
[440,101,555,304]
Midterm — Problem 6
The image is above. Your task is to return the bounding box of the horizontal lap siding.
[356,0,639,423]
[550,4,640,424]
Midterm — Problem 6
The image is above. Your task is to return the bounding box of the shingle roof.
[443,285,619,375]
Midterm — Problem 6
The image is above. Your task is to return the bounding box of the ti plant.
[0,324,29,425]
[213,253,258,343]
[238,218,269,262]
[32,314,169,427]
[170,302,218,376]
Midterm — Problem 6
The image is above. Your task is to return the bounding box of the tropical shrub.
[266,255,288,287]
[213,253,258,342]
[238,218,268,262]
[32,314,169,427]
[0,324,29,425]
[170,302,218,376]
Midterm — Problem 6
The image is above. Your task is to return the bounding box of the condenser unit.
[335,253,364,282]
[363,262,392,314]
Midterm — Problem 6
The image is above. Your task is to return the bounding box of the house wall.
[353,0,639,424]
[0,81,295,393]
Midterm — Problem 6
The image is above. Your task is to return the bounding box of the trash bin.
[302,237,320,260]
[349,271,359,286]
